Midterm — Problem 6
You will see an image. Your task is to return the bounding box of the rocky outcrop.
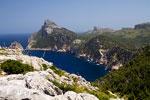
[0,54,53,70]
[54,91,99,100]
[9,41,23,50]
[25,72,63,96]
[0,74,55,100]
[0,69,99,100]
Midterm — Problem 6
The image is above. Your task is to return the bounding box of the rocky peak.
[43,19,61,29]
[41,19,62,34]
[44,19,57,27]
[9,41,23,50]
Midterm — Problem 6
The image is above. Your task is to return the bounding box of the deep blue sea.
[0,33,109,81]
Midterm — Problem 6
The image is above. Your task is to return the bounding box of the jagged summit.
[44,19,58,27]
[43,19,61,29]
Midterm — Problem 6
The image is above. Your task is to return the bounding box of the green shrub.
[50,79,115,100]
[50,80,84,93]
[42,64,48,70]
[0,52,8,55]
[0,60,34,74]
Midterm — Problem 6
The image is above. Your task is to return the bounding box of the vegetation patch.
[50,65,65,76]
[0,60,34,74]
[0,48,5,51]
[0,52,8,55]
[42,64,48,70]
[50,80,115,100]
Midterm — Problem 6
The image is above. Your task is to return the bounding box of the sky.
[0,0,150,34]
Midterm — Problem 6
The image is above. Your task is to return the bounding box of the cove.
[25,50,109,82]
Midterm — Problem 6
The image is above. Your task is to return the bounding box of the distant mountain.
[103,22,150,50]
[134,22,150,29]
[85,26,115,34]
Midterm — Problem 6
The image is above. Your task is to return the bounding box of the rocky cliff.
[76,35,136,70]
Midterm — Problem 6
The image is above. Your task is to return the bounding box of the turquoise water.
[0,34,109,81]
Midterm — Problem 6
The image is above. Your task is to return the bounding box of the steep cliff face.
[28,19,77,51]
[76,35,136,70]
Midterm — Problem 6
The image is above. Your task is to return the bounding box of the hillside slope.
[76,35,136,70]
[93,46,150,100]
[103,23,150,50]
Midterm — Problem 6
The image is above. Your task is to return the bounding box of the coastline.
[27,47,113,71]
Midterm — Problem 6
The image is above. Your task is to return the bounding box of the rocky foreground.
[0,47,99,100]
[0,71,98,100]
[0,43,124,100]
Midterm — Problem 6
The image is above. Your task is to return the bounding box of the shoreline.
[26,48,111,71]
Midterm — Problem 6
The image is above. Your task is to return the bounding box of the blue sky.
[0,0,150,33]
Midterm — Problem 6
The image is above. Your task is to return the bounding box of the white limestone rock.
[0,85,53,100]
[25,71,63,96]
[53,91,99,100]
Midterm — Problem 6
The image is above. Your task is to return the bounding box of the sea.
[0,33,109,81]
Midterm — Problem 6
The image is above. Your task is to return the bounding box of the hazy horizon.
[0,0,150,34]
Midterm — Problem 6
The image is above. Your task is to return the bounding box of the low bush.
[50,80,115,100]
[42,64,48,70]
[0,60,34,74]
[51,65,65,76]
